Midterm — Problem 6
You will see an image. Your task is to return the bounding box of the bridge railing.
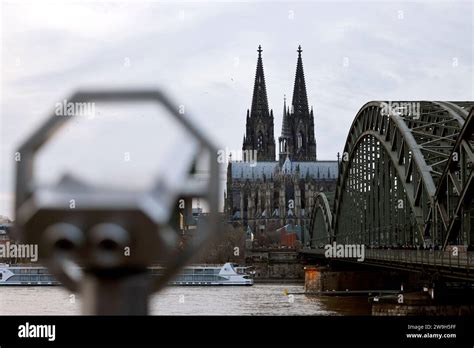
[303,248,473,271]
[364,249,473,270]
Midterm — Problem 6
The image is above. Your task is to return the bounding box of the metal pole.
[82,273,150,315]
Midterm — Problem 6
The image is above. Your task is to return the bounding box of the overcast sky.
[1,0,473,218]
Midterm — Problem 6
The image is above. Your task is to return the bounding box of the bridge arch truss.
[310,101,474,249]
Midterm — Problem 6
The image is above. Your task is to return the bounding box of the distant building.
[0,223,12,241]
[225,46,338,245]
[192,207,203,218]
[0,215,12,224]
[277,224,301,248]
[0,229,9,242]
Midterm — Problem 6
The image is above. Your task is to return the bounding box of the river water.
[0,284,371,315]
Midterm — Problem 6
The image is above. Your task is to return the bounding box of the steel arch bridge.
[309,101,474,251]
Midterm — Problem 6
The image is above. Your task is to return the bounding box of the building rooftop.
[230,159,338,180]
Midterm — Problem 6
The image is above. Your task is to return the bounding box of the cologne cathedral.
[225,45,338,245]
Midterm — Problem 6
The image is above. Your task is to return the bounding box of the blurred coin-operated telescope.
[13,90,219,315]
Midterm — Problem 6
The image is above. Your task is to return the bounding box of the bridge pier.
[371,289,474,315]
[304,265,416,293]
[304,265,474,315]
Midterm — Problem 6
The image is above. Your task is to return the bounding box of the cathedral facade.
[225,45,338,245]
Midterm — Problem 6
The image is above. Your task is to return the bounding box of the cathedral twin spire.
[250,45,270,118]
[243,45,275,161]
[292,45,310,116]
[243,45,316,163]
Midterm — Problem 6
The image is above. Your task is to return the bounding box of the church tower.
[279,45,316,162]
[279,95,292,164]
[242,45,276,162]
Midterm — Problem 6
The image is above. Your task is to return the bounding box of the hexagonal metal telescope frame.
[14,90,219,315]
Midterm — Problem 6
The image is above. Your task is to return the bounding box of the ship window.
[0,272,2,280]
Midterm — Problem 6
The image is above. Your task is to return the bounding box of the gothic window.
[300,182,306,209]
[257,132,264,150]
[273,190,279,210]
[243,191,249,219]
[285,183,295,208]
[297,132,304,149]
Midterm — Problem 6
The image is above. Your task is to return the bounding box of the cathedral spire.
[291,45,309,116]
[242,45,276,161]
[279,94,292,164]
[250,45,269,118]
[281,95,291,138]
[285,45,317,162]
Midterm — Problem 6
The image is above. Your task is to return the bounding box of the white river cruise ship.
[0,263,254,286]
